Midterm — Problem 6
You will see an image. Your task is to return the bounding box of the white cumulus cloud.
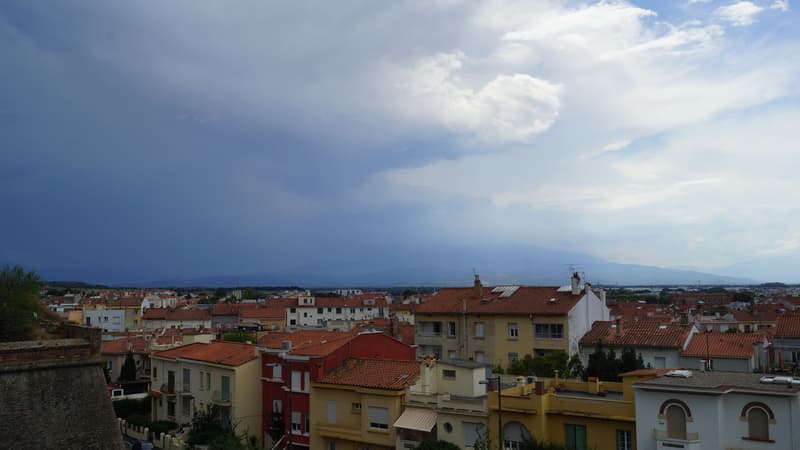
[715,1,764,26]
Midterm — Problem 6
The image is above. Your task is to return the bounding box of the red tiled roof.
[681,332,766,359]
[257,330,357,356]
[316,358,420,390]
[776,314,800,338]
[239,307,284,319]
[101,337,148,354]
[732,309,781,323]
[142,308,211,321]
[415,286,582,315]
[115,297,144,308]
[153,342,257,366]
[580,320,692,348]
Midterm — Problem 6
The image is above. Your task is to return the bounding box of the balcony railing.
[212,390,232,405]
[654,430,700,441]
[160,383,176,395]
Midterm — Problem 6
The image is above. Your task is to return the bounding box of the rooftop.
[681,332,766,359]
[316,358,420,390]
[580,320,692,348]
[153,342,257,367]
[635,371,800,395]
[415,285,582,315]
[776,314,800,338]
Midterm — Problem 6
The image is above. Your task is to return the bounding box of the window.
[352,402,362,412]
[747,407,770,441]
[272,364,282,380]
[534,323,564,339]
[327,400,337,423]
[474,322,485,338]
[304,372,310,392]
[616,430,631,450]
[317,308,323,314]
[220,375,231,402]
[474,351,485,362]
[447,321,457,337]
[303,312,308,318]
[432,322,442,335]
[272,399,282,414]
[291,411,302,433]
[443,369,456,379]
[199,371,204,390]
[508,352,519,364]
[564,424,587,450]
[152,366,157,379]
[206,372,211,389]
[167,400,175,417]
[306,413,310,434]
[443,422,453,433]
[368,406,389,429]
[350,308,356,314]
[290,319,296,325]
[183,368,191,390]
[336,307,342,314]
[508,323,518,339]
[290,308,296,313]
[182,396,191,417]
[463,422,481,448]
[327,441,336,450]
[666,404,687,440]
[291,371,301,391]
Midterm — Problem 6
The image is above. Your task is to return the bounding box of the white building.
[286,292,388,329]
[635,371,800,450]
[83,308,127,332]
[334,288,363,297]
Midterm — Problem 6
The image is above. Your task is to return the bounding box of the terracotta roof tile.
[681,332,766,359]
[580,320,692,348]
[101,337,148,354]
[415,286,581,316]
[316,358,420,390]
[257,330,357,356]
[776,314,800,338]
[239,307,285,319]
[153,342,257,366]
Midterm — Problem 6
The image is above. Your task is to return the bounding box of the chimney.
[571,272,581,295]
[615,319,621,337]
[680,312,689,327]
[473,274,482,298]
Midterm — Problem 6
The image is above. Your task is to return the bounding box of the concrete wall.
[0,337,124,450]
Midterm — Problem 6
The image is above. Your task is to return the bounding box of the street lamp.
[480,376,502,450]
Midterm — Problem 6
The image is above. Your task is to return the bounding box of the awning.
[393,407,438,432]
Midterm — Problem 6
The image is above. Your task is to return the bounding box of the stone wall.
[0,334,124,450]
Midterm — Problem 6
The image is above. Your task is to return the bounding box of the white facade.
[286,298,387,328]
[635,373,800,450]
[83,308,126,332]
[335,288,363,296]
[566,287,610,355]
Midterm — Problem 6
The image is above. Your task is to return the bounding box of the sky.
[2,1,800,284]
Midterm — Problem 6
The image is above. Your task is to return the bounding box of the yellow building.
[149,342,263,446]
[415,275,609,370]
[310,358,420,450]
[484,370,663,450]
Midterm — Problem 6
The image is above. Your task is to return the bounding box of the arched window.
[502,421,532,450]
[666,404,687,440]
[748,407,769,440]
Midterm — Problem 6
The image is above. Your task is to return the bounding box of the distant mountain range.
[23,244,760,288]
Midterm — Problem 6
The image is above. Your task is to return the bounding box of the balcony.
[212,390,232,405]
[160,383,176,396]
[315,421,363,441]
[438,394,487,415]
[654,430,701,450]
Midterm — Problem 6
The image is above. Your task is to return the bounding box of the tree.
[472,426,492,450]
[119,349,137,382]
[415,441,460,450]
[223,331,256,343]
[0,265,49,342]
[566,353,585,379]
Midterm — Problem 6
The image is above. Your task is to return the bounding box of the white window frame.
[508,323,519,339]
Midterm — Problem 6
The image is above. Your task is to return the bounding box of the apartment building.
[635,371,800,450]
[286,292,389,329]
[414,274,609,369]
[257,330,415,449]
[485,369,662,450]
[149,342,262,445]
[310,358,421,450]
[399,357,492,449]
